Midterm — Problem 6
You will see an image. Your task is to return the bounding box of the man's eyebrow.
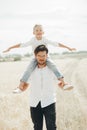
[38,55,45,57]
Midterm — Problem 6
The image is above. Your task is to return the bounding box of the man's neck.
[38,63,46,68]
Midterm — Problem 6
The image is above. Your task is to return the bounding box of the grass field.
[0,57,87,130]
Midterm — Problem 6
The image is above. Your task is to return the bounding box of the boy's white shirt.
[20,37,59,52]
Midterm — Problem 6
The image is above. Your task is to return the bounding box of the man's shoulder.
[44,66,56,75]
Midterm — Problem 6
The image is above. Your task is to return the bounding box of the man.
[13,45,73,130]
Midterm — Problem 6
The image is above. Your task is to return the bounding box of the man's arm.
[58,43,76,51]
[3,44,21,53]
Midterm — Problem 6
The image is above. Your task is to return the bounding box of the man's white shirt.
[28,66,58,108]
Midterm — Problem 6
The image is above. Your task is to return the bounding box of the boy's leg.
[30,102,43,130]
[20,58,37,82]
[46,58,63,79]
[43,103,57,130]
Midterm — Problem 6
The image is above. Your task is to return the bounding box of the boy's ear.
[33,31,35,35]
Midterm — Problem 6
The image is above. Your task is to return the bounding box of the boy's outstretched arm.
[3,44,21,53]
[58,43,76,51]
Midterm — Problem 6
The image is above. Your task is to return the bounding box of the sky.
[0,0,87,55]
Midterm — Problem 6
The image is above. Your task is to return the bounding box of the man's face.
[35,51,47,65]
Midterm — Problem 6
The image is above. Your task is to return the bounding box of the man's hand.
[58,78,74,91]
[58,78,65,89]
[19,82,29,91]
[13,82,29,94]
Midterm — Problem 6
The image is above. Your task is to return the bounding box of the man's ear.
[35,54,37,58]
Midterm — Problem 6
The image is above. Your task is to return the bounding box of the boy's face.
[33,26,44,39]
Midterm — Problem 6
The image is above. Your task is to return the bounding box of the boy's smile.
[33,25,44,40]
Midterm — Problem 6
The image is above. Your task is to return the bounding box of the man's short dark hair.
[34,45,48,55]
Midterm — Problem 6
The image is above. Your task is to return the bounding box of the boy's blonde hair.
[33,24,43,31]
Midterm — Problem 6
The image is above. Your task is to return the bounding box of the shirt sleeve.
[20,38,33,48]
[45,38,60,47]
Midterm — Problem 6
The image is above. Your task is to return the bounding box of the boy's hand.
[69,48,76,51]
[3,48,10,53]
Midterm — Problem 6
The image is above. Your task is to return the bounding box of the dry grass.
[0,58,87,130]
